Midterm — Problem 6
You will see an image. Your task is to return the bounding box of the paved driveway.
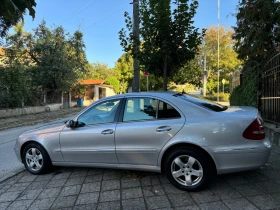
[1,146,280,210]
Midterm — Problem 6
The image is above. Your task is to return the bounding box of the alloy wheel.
[25,148,43,172]
[171,155,203,186]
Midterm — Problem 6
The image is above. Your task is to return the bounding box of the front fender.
[16,132,64,163]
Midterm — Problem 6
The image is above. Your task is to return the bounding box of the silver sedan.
[14,92,272,191]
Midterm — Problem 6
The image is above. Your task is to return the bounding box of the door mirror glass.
[76,121,86,127]
[68,120,77,128]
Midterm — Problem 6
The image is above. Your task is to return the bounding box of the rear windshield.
[174,93,228,112]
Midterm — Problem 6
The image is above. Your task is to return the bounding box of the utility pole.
[217,0,220,102]
[132,0,140,92]
[203,40,207,97]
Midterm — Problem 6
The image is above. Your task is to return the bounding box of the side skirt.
[52,162,162,173]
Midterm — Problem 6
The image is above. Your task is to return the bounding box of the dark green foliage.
[229,64,258,107]
[233,0,280,63]
[172,58,202,87]
[230,80,257,107]
[119,0,201,90]
[0,0,36,38]
[232,0,280,107]
[0,66,32,108]
[229,86,242,106]
[0,21,89,108]
[30,22,88,92]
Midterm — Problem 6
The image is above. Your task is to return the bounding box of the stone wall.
[0,103,76,118]
[265,122,280,145]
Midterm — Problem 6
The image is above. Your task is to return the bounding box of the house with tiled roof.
[72,79,115,106]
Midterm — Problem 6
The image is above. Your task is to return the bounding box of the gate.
[260,53,280,124]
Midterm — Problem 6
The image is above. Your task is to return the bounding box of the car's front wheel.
[22,143,53,175]
[164,148,214,191]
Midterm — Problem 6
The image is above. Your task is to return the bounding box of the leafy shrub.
[205,92,230,102]
[230,83,257,107]
[219,93,230,101]
[229,85,242,106]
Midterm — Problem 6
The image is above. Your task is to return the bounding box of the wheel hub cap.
[25,148,43,172]
[171,155,203,186]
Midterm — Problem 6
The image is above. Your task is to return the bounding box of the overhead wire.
[60,0,97,24]
[84,4,130,29]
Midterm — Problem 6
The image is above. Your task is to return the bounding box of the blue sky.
[21,0,239,68]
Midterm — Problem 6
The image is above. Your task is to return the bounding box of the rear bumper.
[207,138,272,174]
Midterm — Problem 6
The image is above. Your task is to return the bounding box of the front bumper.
[207,138,272,174]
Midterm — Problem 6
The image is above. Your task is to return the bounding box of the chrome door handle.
[156,126,172,132]
[101,129,114,135]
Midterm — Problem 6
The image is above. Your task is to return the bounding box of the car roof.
[111,91,179,98]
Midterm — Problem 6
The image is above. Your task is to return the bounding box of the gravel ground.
[0,107,83,131]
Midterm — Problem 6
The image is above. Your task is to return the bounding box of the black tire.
[22,143,53,175]
[164,147,215,191]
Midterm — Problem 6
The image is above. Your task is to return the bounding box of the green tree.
[115,53,133,93]
[0,0,36,38]
[233,0,280,63]
[86,62,118,80]
[4,21,89,102]
[204,26,242,74]
[232,0,280,106]
[140,72,163,91]
[204,26,242,94]
[172,57,202,87]
[119,0,201,90]
[172,26,242,94]
[28,21,88,95]
[105,77,120,93]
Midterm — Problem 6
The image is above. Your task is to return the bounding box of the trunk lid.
[222,106,258,117]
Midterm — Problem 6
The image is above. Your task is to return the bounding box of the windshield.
[174,93,228,112]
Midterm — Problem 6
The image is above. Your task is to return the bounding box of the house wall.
[106,87,115,97]
[83,85,116,107]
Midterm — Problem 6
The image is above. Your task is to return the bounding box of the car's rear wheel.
[164,148,214,191]
[22,143,53,175]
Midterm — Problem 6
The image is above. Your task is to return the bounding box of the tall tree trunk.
[163,54,168,91]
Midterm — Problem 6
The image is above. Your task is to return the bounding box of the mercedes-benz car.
[14,92,272,191]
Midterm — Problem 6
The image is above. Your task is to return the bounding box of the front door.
[60,98,122,163]
[115,97,185,166]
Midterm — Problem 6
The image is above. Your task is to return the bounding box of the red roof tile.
[78,80,104,85]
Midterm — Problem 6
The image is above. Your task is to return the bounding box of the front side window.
[78,99,120,125]
[123,97,157,122]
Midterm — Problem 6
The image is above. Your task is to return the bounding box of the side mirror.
[68,120,77,129]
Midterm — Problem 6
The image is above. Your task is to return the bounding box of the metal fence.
[259,53,280,125]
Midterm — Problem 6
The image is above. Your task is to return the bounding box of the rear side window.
[123,97,157,122]
[158,100,181,119]
[174,93,228,112]
[123,97,181,122]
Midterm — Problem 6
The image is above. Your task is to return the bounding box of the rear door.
[115,97,185,166]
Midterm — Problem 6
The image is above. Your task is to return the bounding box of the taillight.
[243,117,265,140]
